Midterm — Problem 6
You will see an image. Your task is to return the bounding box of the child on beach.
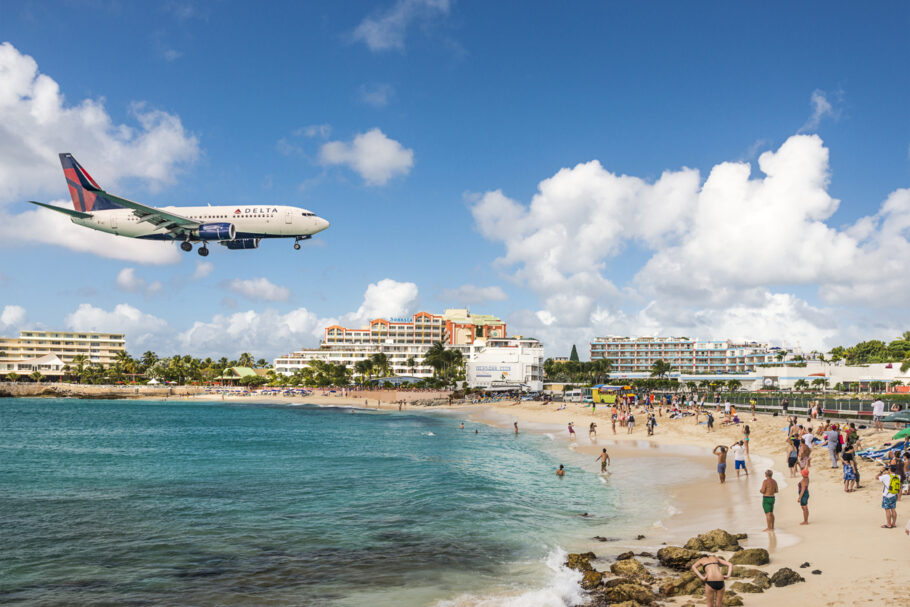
[843,456,857,492]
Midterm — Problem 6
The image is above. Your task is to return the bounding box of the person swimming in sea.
[556,464,565,477]
[691,554,733,607]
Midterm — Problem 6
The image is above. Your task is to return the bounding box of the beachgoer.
[843,451,857,492]
[782,398,789,415]
[824,425,841,468]
[611,414,617,434]
[596,448,611,473]
[568,422,576,440]
[556,464,565,477]
[872,397,885,432]
[691,554,733,607]
[787,439,798,477]
[707,412,714,432]
[879,465,902,528]
[750,397,757,421]
[713,445,728,484]
[798,440,811,471]
[743,425,751,456]
[797,469,810,525]
[627,413,635,434]
[760,469,779,530]
[589,422,597,438]
[514,421,519,435]
[460,422,464,430]
[731,441,748,478]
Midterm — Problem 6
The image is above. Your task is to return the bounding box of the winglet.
[29,200,94,219]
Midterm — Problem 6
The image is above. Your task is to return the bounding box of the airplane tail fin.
[59,153,124,212]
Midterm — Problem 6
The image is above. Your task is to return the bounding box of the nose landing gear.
[293,235,312,250]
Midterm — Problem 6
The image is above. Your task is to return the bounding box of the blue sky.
[0,0,907,359]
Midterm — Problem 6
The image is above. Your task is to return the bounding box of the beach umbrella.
[883,410,910,423]
[892,427,910,441]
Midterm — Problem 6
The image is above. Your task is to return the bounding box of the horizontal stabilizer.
[29,201,93,219]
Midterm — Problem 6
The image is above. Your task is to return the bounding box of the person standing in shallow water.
[760,469,779,531]
[691,554,733,607]
[713,445,728,483]
[595,448,611,473]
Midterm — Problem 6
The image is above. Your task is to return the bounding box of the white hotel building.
[0,330,126,378]
[274,309,508,378]
[590,336,774,374]
[465,337,544,392]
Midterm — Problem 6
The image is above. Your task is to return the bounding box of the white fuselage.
[71,205,329,240]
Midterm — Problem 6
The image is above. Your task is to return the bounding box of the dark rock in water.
[799,561,811,568]
[581,570,604,589]
[730,581,763,593]
[610,558,655,583]
[616,551,635,561]
[812,569,822,575]
[659,571,701,597]
[637,551,655,558]
[684,529,743,552]
[603,577,632,589]
[722,592,744,606]
[593,536,620,542]
[565,552,596,572]
[600,582,657,605]
[657,546,705,570]
[729,548,770,566]
[770,567,805,587]
[636,534,646,540]
[730,566,770,589]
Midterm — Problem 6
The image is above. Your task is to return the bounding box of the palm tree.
[30,370,43,383]
[811,378,828,391]
[370,353,391,378]
[793,379,809,391]
[423,341,448,378]
[140,350,159,372]
[649,360,672,379]
[354,359,373,384]
[237,352,254,368]
[7,372,18,382]
[726,379,741,392]
[406,356,417,376]
[256,358,269,369]
[70,354,89,384]
[901,359,910,374]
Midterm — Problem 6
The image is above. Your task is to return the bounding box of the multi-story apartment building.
[274,309,507,377]
[466,337,544,392]
[589,336,773,374]
[0,330,126,378]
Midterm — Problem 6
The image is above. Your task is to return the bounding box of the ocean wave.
[433,548,585,607]
[424,432,437,437]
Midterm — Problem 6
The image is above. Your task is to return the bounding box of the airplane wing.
[29,201,94,219]
[102,192,201,238]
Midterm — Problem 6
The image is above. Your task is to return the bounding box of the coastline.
[5,392,906,605]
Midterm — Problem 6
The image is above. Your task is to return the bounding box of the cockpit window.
[301,212,315,216]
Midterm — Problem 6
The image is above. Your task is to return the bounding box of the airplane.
[28,153,330,256]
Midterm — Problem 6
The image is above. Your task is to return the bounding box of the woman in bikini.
[691,554,733,607]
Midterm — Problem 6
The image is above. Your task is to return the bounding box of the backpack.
[888,474,901,495]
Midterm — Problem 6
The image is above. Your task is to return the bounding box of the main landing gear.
[293,235,312,250]
[180,240,209,256]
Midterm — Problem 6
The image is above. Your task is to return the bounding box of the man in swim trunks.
[691,554,733,607]
[713,445,728,484]
[797,468,810,524]
[760,469,779,531]
[595,448,611,473]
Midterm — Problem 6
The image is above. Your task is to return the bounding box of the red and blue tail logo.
[59,153,124,212]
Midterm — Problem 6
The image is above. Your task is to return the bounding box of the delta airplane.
[29,153,330,256]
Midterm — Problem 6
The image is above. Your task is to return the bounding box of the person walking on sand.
[879,464,902,528]
[589,422,597,439]
[713,445,729,484]
[596,448,611,473]
[707,411,715,432]
[824,424,840,468]
[627,412,635,434]
[760,469,779,531]
[731,441,748,478]
[691,554,733,607]
[568,422,576,440]
[743,425,751,456]
[797,469,810,525]
[872,397,885,432]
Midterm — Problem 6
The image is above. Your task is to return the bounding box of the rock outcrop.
[565,552,596,572]
[610,558,655,583]
[684,529,743,552]
[770,567,805,587]
[729,548,770,566]
[659,571,701,597]
[656,546,704,570]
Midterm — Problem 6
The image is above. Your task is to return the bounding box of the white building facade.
[590,336,774,374]
[0,330,126,378]
[466,337,545,392]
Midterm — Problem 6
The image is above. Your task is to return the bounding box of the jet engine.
[195,223,236,241]
[221,238,261,250]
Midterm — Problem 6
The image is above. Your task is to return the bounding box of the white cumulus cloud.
[343,278,419,326]
[352,0,451,52]
[192,261,214,280]
[224,277,292,302]
[0,304,27,331]
[320,129,414,186]
[65,303,171,351]
[471,133,910,353]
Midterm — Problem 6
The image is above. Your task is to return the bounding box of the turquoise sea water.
[0,399,696,606]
